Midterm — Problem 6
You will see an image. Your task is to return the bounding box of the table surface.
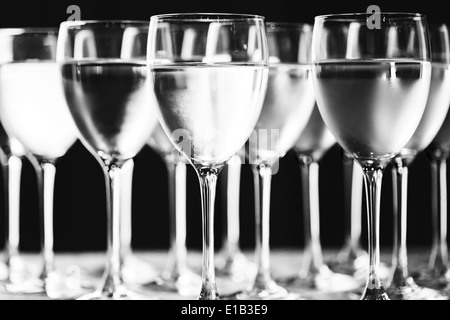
[0,249,439,300]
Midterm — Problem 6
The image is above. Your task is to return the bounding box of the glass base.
[216,252,256,283]
[122,256,159,285]
[283,266,361,294]
[412,268,450,291]
[0,255,41,282]
[346,288,364,300]
[361,287,390,300]
[0,259,42,294]
[0,262,8,281]
[329,252,368,280]
[1,270,93,299]
[142,269,201,297]
[2,278,44,295]
[387,277,447,300]
[45,271,95,299]
[236,281,299,300]
[77,286,157,300]
[88,255,159,285]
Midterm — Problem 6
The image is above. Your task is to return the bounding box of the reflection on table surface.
[0,249,434,300]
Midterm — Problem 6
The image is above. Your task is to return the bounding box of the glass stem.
[251,162,275,290]
[36,160,57,280]
[389,157,410,288]
[1,153,22,279]
[100,162,127,296]
[196,166,222,300]
[221,155,242,260]
[428,157,448,276]
[120,159,134,263]
[350,161,364,252]
[341,160,364,260]
[361,164,388,300]
[298,155,324,277]
[165,157,188,277]
[341,158,353,254]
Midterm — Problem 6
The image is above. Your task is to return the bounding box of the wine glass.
[118,159,159,286]
[147,13,268,300]
[216,153,255,285]
[196,19,254,285]
[86,151,159,286]
[413,25,450,293]
[329,150,368,282]
[0,28,86,298]
[146,122,201,296]
[238,22,316,300]
[146,24,216,296]
[0,120,31,286]
[284,105,361,297]
[386,23,450,300]
[312,13,431,300]
[57,20,159,300]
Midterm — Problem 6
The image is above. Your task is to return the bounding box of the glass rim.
[59,20,149,28]
[315,12,426,22]
[266,22,312,30]
[150,13,265,22]
[0,27,58,36]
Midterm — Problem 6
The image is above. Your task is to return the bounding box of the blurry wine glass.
[414,25,450,293]
[0,28,85,298]
[216,153,254,285]
[147,123,201,296]
[313,13,431,300]
[57,21,159,300]
[238,22,316,300]
[119,159,159,285]
[0,119,30,285]
[86,125,159,286]
[284,105,360,296]
[329,150,368,282]
[147,13,268,300]
[385,23,450,300]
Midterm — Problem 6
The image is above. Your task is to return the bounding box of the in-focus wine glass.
[284,105,361,297]
[329,150,368,282]
[413,25,450,293]
[57,20,159,300]
[313,13,431,300]
[328,16,392,286]
[0,28,86,299]
[197,19,254,285]
[386,23,450,300]
[238,22,316,300]
[147,13,268,300]
[146,123,201,297]
[146,24,217,296]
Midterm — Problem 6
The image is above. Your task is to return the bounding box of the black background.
[0,0,447,255]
